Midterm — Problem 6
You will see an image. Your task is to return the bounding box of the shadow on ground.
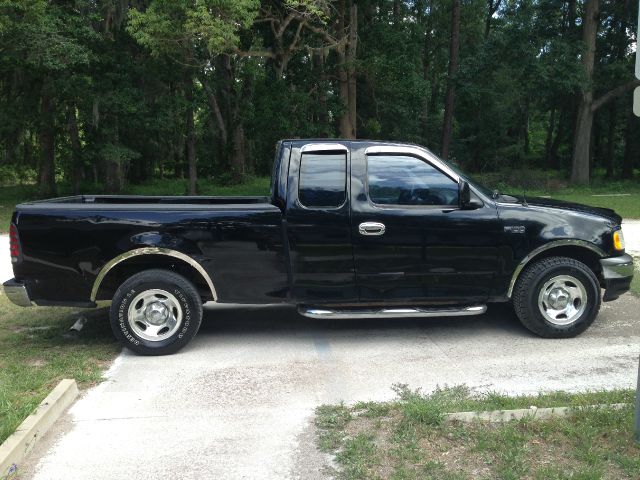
[198,302,529,337]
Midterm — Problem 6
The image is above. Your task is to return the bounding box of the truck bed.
[11,193,286,305]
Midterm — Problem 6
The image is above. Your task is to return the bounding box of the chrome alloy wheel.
[127,289,183,342]
[537,274,587,326]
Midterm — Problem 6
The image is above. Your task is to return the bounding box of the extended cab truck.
[3,140,635,355]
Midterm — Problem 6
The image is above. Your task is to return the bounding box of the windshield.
[427,150,496,198]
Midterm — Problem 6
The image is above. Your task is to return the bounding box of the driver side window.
[367,155,459,206]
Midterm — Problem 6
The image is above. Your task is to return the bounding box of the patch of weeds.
[533,466,602,480]
[392,384,446,427]
[315,386,640,480]
[336,433,379,479]
[353,401,392,419]
[315,403,353,451]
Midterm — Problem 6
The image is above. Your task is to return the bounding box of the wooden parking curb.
[445,402,629,423]
[0,379,78,478]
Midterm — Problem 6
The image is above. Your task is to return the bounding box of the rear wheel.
[110,269,203,355]
[513,256,601,338]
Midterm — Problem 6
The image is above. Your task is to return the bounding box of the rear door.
[284,142,357,303]
[351,143,501,304]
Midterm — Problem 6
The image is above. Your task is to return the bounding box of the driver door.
[351,145,501,304]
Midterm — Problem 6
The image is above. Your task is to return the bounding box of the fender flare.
[90,247,217,302]
[507,240,606,298]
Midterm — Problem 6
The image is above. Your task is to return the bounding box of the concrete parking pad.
[17,295,640,480]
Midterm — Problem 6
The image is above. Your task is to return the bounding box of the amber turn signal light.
[613,230,625,251]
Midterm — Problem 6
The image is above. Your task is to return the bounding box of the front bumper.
[2,278,33,307]
[600,254,635,301]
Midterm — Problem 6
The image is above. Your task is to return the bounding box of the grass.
[315,385,640,480]
[472,171,640,219]
[527,188,640,221]
[0,293,119,444]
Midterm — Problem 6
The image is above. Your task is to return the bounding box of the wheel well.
[509,245,604,297]
[94,255,214,302]
[531,246,602,277]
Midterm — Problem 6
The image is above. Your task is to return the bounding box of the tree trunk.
[38,82,56,197]
[105,160,122,193]
[231,122,246,180]
[336,0,357,139]
[567,0,577,29]
[544,108,556,165]
[315,50,329,137]
[4,132,17,166]
[605,103,616,178]
[393,0,401,22]
[485,0,501,39]
[337,49,351,137]
[347,1,358,137]
[185,78,197,195]
[570,0,598,185]
[622,109,636,179]
[441,0,461,160]
[67,105,83,193]
[522,97,530,155]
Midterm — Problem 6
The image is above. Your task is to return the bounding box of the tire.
[513,256,601,338]
[109,269,203,355]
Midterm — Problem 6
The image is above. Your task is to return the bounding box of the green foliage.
[127,0,259,60]
[0,0,638,192]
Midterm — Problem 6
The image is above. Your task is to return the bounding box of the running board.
[299,304,487,320]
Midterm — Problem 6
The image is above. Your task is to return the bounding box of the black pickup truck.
[4,140,634,355]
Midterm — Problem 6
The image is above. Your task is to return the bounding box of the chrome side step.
[299,304,487,320]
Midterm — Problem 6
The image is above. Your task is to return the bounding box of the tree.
[441,0,460,160]
[0,0,94,196]
[571,0,639,184]
[127,0,260,193]
[1,0,638,193]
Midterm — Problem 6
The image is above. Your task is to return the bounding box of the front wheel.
[513,256,601,338]
[110,269,203,355]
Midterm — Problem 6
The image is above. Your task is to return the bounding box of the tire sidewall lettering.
[118,288,140,346]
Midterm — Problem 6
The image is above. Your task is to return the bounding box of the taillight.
[9,223,20,261]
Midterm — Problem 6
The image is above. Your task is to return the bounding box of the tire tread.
[513,256,601,338]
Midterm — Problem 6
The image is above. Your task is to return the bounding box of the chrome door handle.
[359,222,386,236]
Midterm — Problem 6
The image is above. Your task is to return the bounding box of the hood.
[513,196,622,225]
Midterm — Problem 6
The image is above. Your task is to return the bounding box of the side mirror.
[459,180,471,207]
[459,180,482,210]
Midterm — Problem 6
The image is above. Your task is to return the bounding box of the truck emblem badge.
[504,225,526,234]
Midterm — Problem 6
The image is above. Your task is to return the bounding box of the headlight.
[613,230,625,251]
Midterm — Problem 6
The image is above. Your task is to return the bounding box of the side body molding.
[90,247,218,302]
[506,240,606,298]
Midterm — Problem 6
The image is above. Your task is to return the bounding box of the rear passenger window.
[299,152,347,208]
